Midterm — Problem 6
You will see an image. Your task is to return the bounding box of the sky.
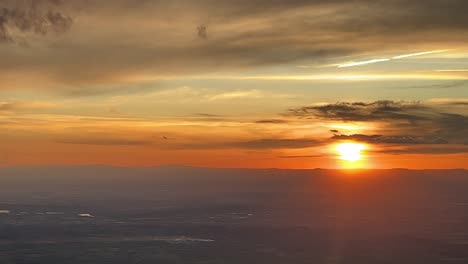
[0,0,467,169]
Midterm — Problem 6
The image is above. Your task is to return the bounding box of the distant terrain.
[0,166,467,264]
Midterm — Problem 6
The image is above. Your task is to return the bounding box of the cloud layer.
[1,0,468,90]
[289,100,468,149]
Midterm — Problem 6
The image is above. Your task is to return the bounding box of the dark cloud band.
[290,100,468,145]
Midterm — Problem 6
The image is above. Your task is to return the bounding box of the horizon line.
[0,164,466,171]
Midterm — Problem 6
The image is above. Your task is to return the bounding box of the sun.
[335,142,365,162]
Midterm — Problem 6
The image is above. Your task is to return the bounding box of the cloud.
[289,100,429,122]
[195,113,221,117]
[0,0,72,44]
[0,101,56,113]
[428,98,468,105]
[197,24,207,39]
[278,155,324,159]
[392,50,449,59]
[207,90,262,101]
[255,119,289,124]
[331,134,449,144]
[289,100,468,144]
[436,69,468,72]
[230,138,320,149]
[0,101,16,111]
[335,50,450,68]
[3,0,468,91]
[376,145,468,155]
[337,59,390,68]
[399,81,468,90]
[57,137,151,146]
[178,138,321,150]
[55,131,152,146]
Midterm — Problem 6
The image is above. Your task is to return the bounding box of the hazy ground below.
[0,166,467,264]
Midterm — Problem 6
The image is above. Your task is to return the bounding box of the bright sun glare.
[336,143,365,162]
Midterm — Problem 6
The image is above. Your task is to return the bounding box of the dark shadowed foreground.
[0,166,467,264]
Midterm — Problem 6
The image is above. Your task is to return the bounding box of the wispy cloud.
[428,98,468,105]
[0,101,57,113]
[205,73,468,81]
[337,59,390,68]
[208,90,262,101]
[336,50,451,68]
[178,138,322,150]
[435,69,468,72]
[392,50,450,59]
[374,145,468,155]
[331,134,448,145]
[58,138,152,146]
[255,119,289,124]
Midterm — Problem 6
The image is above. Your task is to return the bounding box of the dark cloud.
[189,114,226,122]
[195,113,220,117]
[57,137,151,146]
[332,134,449,145]
[0,0,72,44]
[398,81,468,90]
[451,102,468,106]
[230,138,319,149]
[55,131,152,146]
[278,155,324,159]
[255,119,289,124]
[290,100,468,144]
[197,24,207,39]
[204,0,468,49]
[0,101,16,111]
[289,100,431,122]
[352,0,468,34]
[376,145,468,155]
[0,101,52,113]
[177,138,321,150]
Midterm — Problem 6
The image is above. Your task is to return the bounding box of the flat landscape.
[1,166,467,264]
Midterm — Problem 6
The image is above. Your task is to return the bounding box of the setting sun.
[336,143,365,162]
